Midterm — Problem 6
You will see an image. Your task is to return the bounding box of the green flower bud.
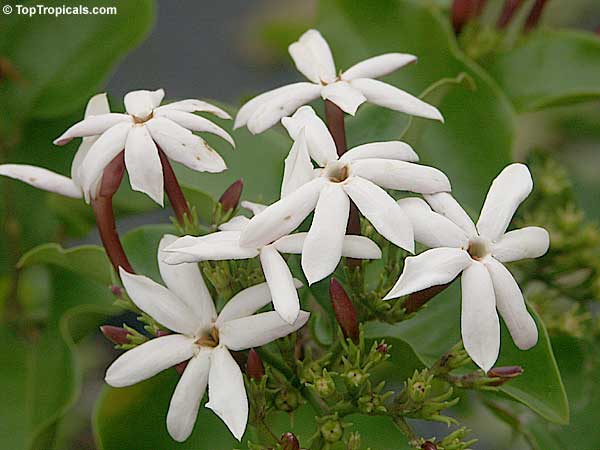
[320,418,344,443]
[275,389,299,412]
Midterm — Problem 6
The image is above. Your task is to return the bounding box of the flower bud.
[219,178,243,212]
[451,0,486,34]
[275,389,299,412]
[313,372,336,398]
[280,432,300,450]
[110,285,124,298]
[175,360,189,375]
[376,343,389,354]
[320,418,343,443]
[100,325,130,345]
[487,365,523,386]
[422,441,438,450]
[329,278,359,342]
[155,329,170,337]
[246,348,265,381]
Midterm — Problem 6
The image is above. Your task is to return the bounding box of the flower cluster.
[0,28,549,443]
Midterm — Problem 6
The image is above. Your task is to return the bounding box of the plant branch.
[158,148,192,226]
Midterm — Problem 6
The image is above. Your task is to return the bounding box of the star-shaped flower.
[105,235,309,442]
[238,106,451,284]
[0,93,108,201]
[162,204,381,324]
[53,89,234,205]
[384,164,550,371]
[234,29,443,134]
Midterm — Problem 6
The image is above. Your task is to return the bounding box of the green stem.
[393,416,420,445]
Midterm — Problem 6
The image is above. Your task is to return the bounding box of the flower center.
[324,161,350,183]
[467,237,491,261]
[132,111,153,124]
[195,326,219,348]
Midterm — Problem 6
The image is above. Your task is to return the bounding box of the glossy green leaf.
[122,224,177,282]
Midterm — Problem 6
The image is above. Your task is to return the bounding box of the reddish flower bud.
[497,0,525,28]
[100,325,130,345]
[156,330,170,337]
[524,0,548,31]
[175,360,189,375]
[451,0,486,34]
[329,278,359,342]
[219,179,243,212]
[376,343,389,354]
[246,348,265,380]
[281,432,300,450]
[487,365,524,386]
[110,285,124,298]
[422,441,437,450]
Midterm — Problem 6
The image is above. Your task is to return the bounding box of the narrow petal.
[218,215,250,232]
[273,233,306,254]
[384,247,471,299]
[158,235,216,330]
[281,129,315,197]
[302,183,349,285]
[206,347,248,441]
[219,311,310,351]
[167,349,211,442]
[461,262,500,372]
[424,192,477,237]
[162,231,258,264]
[485,258,538,350]
[53,113,132,145]
[260,245,301,324]
[342,53,417,80]
[321,81,367,116]
[492,227,550,263]
[343,176,414,252]
[124,88,165,118]
[0,164,81,198]
[125,125,164,205]
[341,236,382,259]
[154,109,235,147]
[350,78,444,121]
[105,334,195,387]
[340,141,419,163]
[240,177,326,248]
[288,29,336,84]
[119,267,200,335]
[397,197,469,248]
[85,92,111,116]
[351,159,451,194]
[145,117,226,173]
[281,105,337,166]
[155,99,231,119]
[476,163,533,241]
[235,84,303,130]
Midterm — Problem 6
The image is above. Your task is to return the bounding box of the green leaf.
[122,224,177,282]
[181,184,216,224]
[483,29,600,111]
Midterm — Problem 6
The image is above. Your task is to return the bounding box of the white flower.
[384,164,550,371]
[105,235,309,442]
[0,93,109,201]
[234,29,443,134]
[162,204,381,324]
[53,89,234,205]
[237,106,450,283]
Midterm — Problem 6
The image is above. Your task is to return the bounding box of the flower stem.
[392,416,420,445]
[92,152,133,274]
[158,148,192,227]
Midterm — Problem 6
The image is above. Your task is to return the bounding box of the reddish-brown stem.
[497,0,525,28]
[451,0,487,34]
[158,148,192,226]
[92,152,133,274]
[524,0,548,31]
[404,283,451,314]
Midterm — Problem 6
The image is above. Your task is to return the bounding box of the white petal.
[219,311,310,351]
[461,261,500,372]
[281,129,315,197]
[125,125,164,205]
[158,235,216,330]
[247,83,322,134]
[218,215,250,232]
[162,231,259,264]
[241,200,267,216]
[167,349,211,442]
[384,247,471,299]
[477,164,534,241]
[260,245,301,323]
[105,334,195,387]
[281,105,337,166]
[119,267,200,335]
[79,122,131,194]
[206,347,248,441]
[492,227,550,263]
[145,117,226,173]
[273,233,307,253]
[302,183,349,285]
[154,109,235,147]
[84,92,111,116]
[351,159,451,194]
[53,113,132,146]
[343,176,414,252]
[0,164,81,198]
[124,88,165,118]
[321,81,367,116]
[240,177,326,247]
[288,29,336,84]
[155,99,231,119]
[397,197,469,248]
[424,192,477,237]
[341,235,382,259]
[350,78,444,121]
[342,53,417,80]
[485,258,538,350]
[340,141,419,163]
